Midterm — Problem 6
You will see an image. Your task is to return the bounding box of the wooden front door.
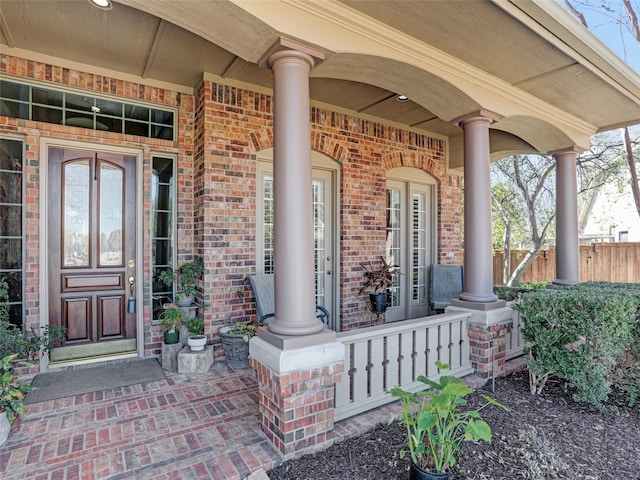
[48,147,137,362]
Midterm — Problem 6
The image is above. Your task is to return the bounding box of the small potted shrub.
[0,278,66,362]
[158,257,204,307]
[160,306,184,345]
[0,354,33,446]
[219,322,258,369]
[359,256,400,313]
[389,361,507,479]
[185,317,206,351]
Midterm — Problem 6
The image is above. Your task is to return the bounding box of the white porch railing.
[505,303,525,360]
[334,312,473,422]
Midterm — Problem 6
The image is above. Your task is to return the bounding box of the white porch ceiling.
[1,0,639,153]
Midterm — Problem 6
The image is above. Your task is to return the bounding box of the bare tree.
[491,142,628,285]
[492,155,556,286]
[566,0,640,219]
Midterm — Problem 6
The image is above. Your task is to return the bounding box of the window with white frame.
[256,151,338,327]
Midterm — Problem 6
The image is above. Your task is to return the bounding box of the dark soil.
[267,371,640,480]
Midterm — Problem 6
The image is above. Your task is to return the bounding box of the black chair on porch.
[245,273,331,328]
[429,264,464,313]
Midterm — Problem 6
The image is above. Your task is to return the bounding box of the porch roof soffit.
[219,0,599,150]
[2,0,639,152]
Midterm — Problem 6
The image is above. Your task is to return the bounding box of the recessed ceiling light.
[88,0,113,10]
[396,95,409,102]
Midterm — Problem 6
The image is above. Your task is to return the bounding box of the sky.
[558,0,640,73]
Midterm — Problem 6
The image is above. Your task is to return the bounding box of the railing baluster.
[334,312,474,421]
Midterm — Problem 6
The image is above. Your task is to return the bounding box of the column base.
[258,327,336,350]
[552,278,579,286]
[447,302,513,379]
[250,337,344,457]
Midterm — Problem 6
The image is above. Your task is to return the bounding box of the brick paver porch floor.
[0,361,403,480]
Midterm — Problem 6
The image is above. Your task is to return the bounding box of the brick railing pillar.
[250,336,344,457]
[467,318,513,379]
[448,301,513,379]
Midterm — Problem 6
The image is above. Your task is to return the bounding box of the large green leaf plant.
[390,361,507,473]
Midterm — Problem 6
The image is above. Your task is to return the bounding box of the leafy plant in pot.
[389,361,507,480]
[185,317,206,351]
[158,257,204,307]
[219,322,258,369]
[1,354,33,446]
[160,306,184,345]
[359,256,400,313]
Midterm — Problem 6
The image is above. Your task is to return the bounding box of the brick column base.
[448,300,513,379]
[249,337,344,457]
[467,319,512,378]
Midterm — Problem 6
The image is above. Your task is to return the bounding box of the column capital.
[549,146,584,158]
[453,110,502,127]
[259,36,325,70]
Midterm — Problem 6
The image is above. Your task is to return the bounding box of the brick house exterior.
[1,55,462,368]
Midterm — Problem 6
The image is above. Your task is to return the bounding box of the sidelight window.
[0,138,24,327]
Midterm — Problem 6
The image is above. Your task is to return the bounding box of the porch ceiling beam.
[356,93,396,113]
[142,18,166,79]
[0,8,15,48]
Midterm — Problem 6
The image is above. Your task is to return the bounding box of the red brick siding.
[1,55,463,366]
[204,81,462,330]
[0,55,194,362]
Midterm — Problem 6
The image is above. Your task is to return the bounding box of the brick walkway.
[0,361,404,480]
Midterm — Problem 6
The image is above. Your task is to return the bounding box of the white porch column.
[458,114,498,303]
[553,149,580,285]
[264,46,324,336]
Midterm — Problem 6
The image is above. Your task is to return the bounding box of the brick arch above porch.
[249,128,349,165]
[383,151,446,179]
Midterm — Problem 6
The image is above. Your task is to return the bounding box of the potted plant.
[0,279,66,362]
[359,256,400,313]
[0,354,33,446]
[219,322,258,369]
[389,361,507,479]
[160,306,184,345]
[185,316,206,351]
[158,257,204,307]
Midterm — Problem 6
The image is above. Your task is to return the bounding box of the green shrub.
[0,279,66,362]
[514,282,640,409]
[494,282,547,301]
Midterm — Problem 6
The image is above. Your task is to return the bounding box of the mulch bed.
[268,370,640,479]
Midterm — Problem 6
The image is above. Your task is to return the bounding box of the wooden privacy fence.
[334,311,473,422]
[492,242,640,285]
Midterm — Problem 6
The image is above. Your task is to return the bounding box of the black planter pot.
[409,462,451,480]
[369,293,388,313]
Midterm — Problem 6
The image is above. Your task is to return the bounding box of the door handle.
[127,276,136,313]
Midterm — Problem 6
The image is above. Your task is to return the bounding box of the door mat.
[25,358,165,404]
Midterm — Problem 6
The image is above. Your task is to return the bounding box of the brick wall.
[0,55,194,362]
[250,356,344,457]
[204,81,463,331]
[1,55,464,367]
